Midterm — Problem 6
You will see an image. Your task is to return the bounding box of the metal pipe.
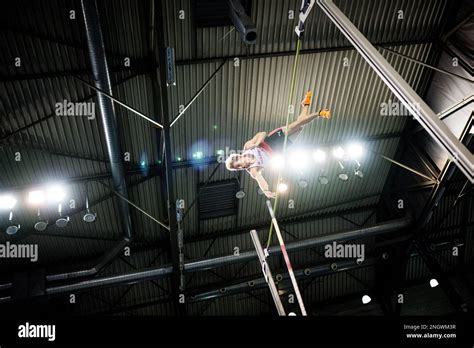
[44,217,411,295]
[47,266,173,295]
[0,283,12,291]
[46,238,129,282]
[316,0,474,183]
[40,0,138,285]
[190,258,376,302]
[81,0,133,240]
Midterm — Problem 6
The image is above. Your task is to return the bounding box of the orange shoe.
[303,91,313,106]
[319,109,331,119]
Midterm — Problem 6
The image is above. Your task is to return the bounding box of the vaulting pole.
[266,201,307,316]
[250,229,286,316]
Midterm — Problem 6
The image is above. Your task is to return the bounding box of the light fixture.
[430,279,439,288]
[347,143,364,159]
[353,159,364,178]
[337,162,349,181]
[6,211,20,235]
[192,151,203,159]
[318,169,329,185]
[354,168,364,178]
[270,154,285,170]
[332,146,345,159]
[288,150,309,171]
[46,185,66,203]
[312,149,326,163]
[28,190,45,205]
[83,197,97,223]
[297,178,308,188]
[362,295,371,304]
[55,204,70,228]
[235,190,246,199]
[277,182,288,193]
[288,312,297,316]
[0,195,17,210]
[34,208,48,232]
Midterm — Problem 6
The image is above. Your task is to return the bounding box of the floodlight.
[271,154,285,170]
[0,195,17,210]
[362,295,371,304]
[6,211,20,235]
[289,150,309,171]
[332,146,345,159]
[55,204,70,228]
[83,197,97,223]
[430,279,439,288]
[47,185,66,203]
[28,190,45,205]
[277,182,288,193]
[34,208,48,231]
[312,149,326,163]
[347,143,364,159]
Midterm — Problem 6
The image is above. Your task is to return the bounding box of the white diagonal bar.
[316,0,474,183]
[266,201,307,316]
[250,230,286,316]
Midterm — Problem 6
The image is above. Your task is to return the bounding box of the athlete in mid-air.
[225,91,331,199]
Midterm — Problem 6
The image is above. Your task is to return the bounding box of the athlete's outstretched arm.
[243,132,267,150]
[249,167,276,199]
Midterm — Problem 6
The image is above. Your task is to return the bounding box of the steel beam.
[316,0,474,183]
[38,217,410,296]
[175,40,433,66]
[153,0,183,315]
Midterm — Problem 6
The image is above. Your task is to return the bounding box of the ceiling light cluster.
[267,143,366,189]
[1,183,96,235]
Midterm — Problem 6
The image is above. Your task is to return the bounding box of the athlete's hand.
[264,191,277,199]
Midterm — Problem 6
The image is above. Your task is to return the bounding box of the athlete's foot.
[302,91,313,107]
[319,109,331,119]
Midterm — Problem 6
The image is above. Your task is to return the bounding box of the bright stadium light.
[271,154,285,170]
[312,149,326,163]
[46,185,66,203]
[347,143,364,159]
[28,190,45,205]
[277,182,288,193]
[430,279,439,288]
[0,195,17,210]
[332,146,345,159]
[362,295,372,304]
[193,151,203,159]
[289,150,309,171]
